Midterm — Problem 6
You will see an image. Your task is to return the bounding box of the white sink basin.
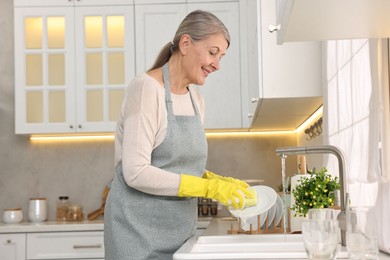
[174,234,348,260]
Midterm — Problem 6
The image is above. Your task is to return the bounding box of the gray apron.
[104,63,208,260]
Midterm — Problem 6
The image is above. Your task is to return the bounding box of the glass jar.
[56,196,69,222]
[66,205,83,221]
[200,198,210,216]
[210,200,218,215]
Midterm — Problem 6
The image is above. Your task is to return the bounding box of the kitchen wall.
[297,112,325,172]
[0,0,315,221]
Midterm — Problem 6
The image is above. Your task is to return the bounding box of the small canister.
[28,198,47,223]
[66,205,83,221]
[3,208,23,224]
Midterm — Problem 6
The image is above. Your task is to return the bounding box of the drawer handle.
[73,243,102,249]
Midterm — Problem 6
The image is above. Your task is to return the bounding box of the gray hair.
[148,10,230,71]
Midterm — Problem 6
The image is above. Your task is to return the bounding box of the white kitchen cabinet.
[14,0,132,7]
[0,233,26,260]
[135,1,250,129]
[134,0,185,4]
[274,0,390,44]
[26,231,104,259]
[14,0,258,132]
[187,2,245,129]
[250,0,323,131]
[134,3,187,75]
[14,1,135,134]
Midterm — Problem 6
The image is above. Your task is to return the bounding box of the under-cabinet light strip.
[29,106,323,141]
[295,106,323,133]
[29,134,115,142]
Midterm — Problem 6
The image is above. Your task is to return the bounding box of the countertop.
[0,217,213,234]
[174,218,390,260]
[201,217,238,236]
[0,220,104,233]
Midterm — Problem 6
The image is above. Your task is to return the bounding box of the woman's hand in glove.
[203,170,249,189]
[177,174,254,209]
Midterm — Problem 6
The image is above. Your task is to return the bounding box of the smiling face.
[181,33,228,86]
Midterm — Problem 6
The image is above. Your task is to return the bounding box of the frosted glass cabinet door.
[75,6,135,132]
[14,7,76,134]
[14,4,135,134]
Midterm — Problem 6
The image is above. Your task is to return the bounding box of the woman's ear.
[178,34,191,55]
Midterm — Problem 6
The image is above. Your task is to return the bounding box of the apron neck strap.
[162,63,200,116]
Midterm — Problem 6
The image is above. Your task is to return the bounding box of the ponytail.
[148,42,175,71]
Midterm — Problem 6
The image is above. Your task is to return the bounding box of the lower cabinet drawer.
[27,231,104,259]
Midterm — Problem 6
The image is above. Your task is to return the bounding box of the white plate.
[242,194,281,231]
[229,185,277,228]
[264,202,276,228]
[273,194,283,227]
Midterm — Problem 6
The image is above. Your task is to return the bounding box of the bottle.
[56,196,69,222]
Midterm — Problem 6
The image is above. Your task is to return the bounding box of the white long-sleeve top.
[115,73,205,196]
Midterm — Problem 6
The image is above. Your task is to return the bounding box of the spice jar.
[66,205,83,221]
[56,196,69,222]
[210,200,218,215]
[200,198,210,216]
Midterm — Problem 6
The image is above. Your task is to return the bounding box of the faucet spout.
[275,145,349,246]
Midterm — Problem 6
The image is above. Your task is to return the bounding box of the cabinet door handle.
[268,24,281,33]
[251,97,259,103]
[248,113,254,118]
[78,125,82,129]
[73,243,102,249]
[4,239,14,245]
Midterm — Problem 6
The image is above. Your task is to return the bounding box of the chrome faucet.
[275,145,349,246]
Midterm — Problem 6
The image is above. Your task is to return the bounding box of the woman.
[104,10,253,259]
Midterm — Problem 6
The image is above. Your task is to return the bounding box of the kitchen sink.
[174,234,348,259]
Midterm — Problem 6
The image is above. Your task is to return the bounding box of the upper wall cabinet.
[14,0,253,133]
[14,0,132,7]
[135,0,250,130]
[249,0,323,131]
[275,0,390,44]
[187,2,245,129]
[14,1,135,134]
[134,4,187,75]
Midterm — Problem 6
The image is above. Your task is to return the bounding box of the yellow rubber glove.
[177,174,254,209]
[203,171,249,189]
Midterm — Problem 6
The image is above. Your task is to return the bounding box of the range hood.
[250,97,323,131]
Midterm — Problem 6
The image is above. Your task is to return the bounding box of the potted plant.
[291,167,340,217]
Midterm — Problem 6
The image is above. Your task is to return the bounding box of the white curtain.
[369,39,390,253]
[368,40,390,183]
[324,39,390,253]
